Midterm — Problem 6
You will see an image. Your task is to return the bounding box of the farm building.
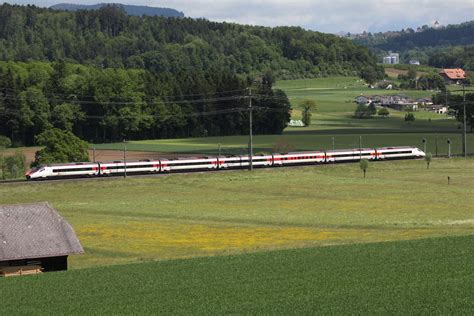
[428,105,449,114]
[0,202,83,276]
[439,69,465,84]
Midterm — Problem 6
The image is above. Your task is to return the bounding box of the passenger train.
[25,146,425,180]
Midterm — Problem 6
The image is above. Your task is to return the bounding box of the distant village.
[355,68,466,115]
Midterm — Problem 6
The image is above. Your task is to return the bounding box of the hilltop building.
[0,202,83,276]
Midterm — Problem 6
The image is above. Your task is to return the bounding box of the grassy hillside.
[1,235,473,314]
[1,158,473,268]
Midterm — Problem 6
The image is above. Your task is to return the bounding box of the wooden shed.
[0,202,84,276]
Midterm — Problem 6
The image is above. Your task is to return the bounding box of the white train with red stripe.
[25,146,425,180]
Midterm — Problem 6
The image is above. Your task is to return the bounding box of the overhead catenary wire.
[0,93,289,109]
[0,87,250,100]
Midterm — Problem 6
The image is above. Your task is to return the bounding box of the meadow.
[94,76,469,156]
[1,158,473,269]
[0,235,472,314]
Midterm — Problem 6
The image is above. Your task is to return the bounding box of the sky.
[4,0,474,34]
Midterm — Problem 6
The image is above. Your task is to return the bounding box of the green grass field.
[1,158,472,269]
[1,236,472,314]
[93,77,469,156]
[95,133,469,157]
[2,77,473,313]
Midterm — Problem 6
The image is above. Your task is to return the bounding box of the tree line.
[0,61,290,146]
[0,3,380,79]
[433,91,474,132]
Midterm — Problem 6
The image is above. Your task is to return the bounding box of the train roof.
[376,146,414,150]
[326,148,375,153]
[275,151,324,155]
[46,162,97,167]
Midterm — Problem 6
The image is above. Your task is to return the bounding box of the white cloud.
[5,0,474,33]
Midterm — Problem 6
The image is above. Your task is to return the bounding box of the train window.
[52,167,95,172]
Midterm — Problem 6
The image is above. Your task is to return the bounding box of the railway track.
[0,156,430,186]
[0,167,248,185]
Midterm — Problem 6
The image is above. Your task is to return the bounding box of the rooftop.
[0,202,84,261]
[440,68,466,80]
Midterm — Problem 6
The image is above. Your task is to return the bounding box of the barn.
[0,202,83,276]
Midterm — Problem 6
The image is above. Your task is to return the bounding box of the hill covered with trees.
[0,3,380,79]
[50,3,185,18]
[353,21,474,70]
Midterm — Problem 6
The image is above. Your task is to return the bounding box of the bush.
[425,152,432,169]
[359,159,369,178]
[378,108,390,117]
[367,103,377,115]
[0,151,26,179]
[354,104,373,119]
[33,128,89,167]
[405,112,415,122]
[0,135,11,148]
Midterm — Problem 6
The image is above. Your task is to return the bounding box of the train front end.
[413,147,426,158]
[25,166,50,180]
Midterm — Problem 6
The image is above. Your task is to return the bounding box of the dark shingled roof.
[0,202,84,261]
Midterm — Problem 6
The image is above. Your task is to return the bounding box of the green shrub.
[0,150,26,179]
[360,159,369,178]
[405,112,415,122]
[0,135,11,148]
[378,107,390,117]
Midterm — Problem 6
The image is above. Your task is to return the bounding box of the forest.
[0,61,291,145]
[0,3,380,79]
[0,3,384,146]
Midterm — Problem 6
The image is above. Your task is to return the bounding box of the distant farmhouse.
[428,104,448,114]
[409,59,420,65]
[383,52,399,65]
[355,95,440,112]
[439,68,466,84]
[0,202,83,277]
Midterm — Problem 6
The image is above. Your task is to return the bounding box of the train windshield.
[30,166,44,173]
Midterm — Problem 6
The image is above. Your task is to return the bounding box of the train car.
[99,160,160,175]
[325,148,376,163]
[239,154,273,168]
[26,162,100,180]
[218,155,243,169]
[162,157,218,172]
[375,146,425,159]
[273,151,325,166]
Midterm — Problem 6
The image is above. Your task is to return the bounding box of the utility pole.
[123,139,127,178]
[332,137,335,150]
[92,147,96,163]
[447,139,451,158]
[462,82,467,157]
[359,135,362,159]
[248,87,253,171]
[218,143,221,157]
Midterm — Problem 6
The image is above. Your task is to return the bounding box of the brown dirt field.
[385,68,408,78]
[90,149,198,162]
[385,68,429,79]
[3,147,200,167]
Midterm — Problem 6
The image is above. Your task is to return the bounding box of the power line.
[0,87,249,100]
[0,93,246,105]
